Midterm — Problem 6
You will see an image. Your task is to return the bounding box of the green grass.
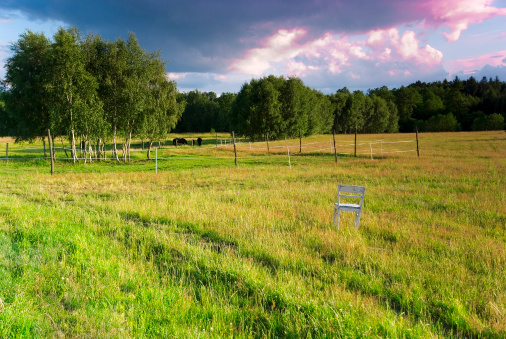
[0,131,505,338]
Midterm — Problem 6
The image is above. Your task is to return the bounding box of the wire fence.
[0,134,419,170]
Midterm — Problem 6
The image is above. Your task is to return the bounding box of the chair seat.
[334,203,361,211]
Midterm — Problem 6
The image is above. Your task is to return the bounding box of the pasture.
[0,131,505,338]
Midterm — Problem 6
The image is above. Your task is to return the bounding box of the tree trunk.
[96,138,101,161]
[122,142,126,161]
[71,130,77,163]
[83,138,87,164]
[112,125,119,162]
[88,139,93,163]
[128,131,132,162]
[147,141,152,160]
[102,139,107,160]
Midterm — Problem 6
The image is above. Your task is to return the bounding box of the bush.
[420,113,461,132]
[471,113,504,131]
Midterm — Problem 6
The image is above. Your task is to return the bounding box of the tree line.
[370,77,506,132]
[0,28,183,161]
[169,76,505,139]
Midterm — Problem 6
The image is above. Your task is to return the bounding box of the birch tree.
[3,31,51,142]
[46,27,103,163]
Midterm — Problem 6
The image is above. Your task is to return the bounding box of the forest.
[175,76,506,139]
[1,27,505,151]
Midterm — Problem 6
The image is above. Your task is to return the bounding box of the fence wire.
[0,137,418,165]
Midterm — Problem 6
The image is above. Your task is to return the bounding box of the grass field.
[0,131,505,338]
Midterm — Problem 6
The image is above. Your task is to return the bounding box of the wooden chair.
[333,184,365,229]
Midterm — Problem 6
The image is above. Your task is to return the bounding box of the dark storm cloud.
[0,0,421,73]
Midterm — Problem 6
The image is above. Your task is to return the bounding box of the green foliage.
[174,91,235,133]
[471,113,505,131]
[419,113,461,132]
[3,31,52,141]
[230,76,331,141]
[0,93,10,136]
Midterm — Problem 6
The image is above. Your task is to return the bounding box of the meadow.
[0,131,505,338]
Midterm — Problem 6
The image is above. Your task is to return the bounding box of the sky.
[1,0,506,94]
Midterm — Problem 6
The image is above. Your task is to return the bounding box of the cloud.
[445,50,506,74]
[0,0,504,93]
[418,0,506,41]
[170,71,254,94]
[230,28,307,75]
[0,0,459,73]
[230,27,443,80]
[167,72,187,80]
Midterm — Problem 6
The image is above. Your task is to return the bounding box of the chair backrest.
[337,184,365,206]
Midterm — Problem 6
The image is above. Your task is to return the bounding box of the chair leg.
[354,211,362,228]
[336,209,340,230]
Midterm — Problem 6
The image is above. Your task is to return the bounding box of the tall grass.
[0,131,505,338]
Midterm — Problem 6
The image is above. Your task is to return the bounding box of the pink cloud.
[419,0,506,42]
[229,28,307,75]
[445,50,506,74]
[229,26,443,78]
[365,28,443,67]
[286,60,308,77]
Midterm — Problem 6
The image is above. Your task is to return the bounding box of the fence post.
[232,131,237,167]
[354,126,357,157]
[332,129,337,163]
[48,129,54,175]
[288,147,291,168]
[6,143,8,164]
[370,143,373,160]
[266,132,270,155]
[416,127,420,157]
[155,148,158,173]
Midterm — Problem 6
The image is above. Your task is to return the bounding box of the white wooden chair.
[333,184,365,229]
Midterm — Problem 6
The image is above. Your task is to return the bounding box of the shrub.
[471,113,504,131]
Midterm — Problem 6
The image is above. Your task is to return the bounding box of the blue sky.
[1,0,506,94]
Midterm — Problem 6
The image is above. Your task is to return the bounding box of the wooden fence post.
[155,148,158,173]
[6,143,8,164]
[416,127,420,157]
[266,132,270,155]
[332,129,337,163]
[288,147,291,168]
[48,129,54,175]
[232,131,237,167]
[354,126,357,157]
